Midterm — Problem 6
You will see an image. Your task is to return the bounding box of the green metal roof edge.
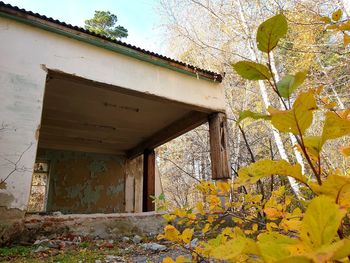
[0,11,219,83]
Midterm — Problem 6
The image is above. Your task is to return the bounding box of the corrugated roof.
[0,1,223,82]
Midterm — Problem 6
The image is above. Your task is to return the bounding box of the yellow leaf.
[305,239,350,262]
[221,227,235,238]
[202,223,210,234]
[233,217,243,224]
[338,183,350,208]
[181,228,193,244]
[242,237,261,257]
[173,208,187,218]
[257,232,298,262]
[175,255,189,263]
[340,144,350,156]
[337,109,350,119]
[280,219,302,232]
[326,24,339,30]
[236,159,307,186]
[197,180,216,194]
[339,20,350,30]
[320,96,337,109]
[291,207,302,217]
[302,136,323,159]
[319,16,331,24]
[321,112,350,144]
[300,195,346,248]
[275,256,312,263]
[264,207,284,219]
[195,201,205,214]
[209,237,248,260]
[266,222,279,231]
[162,257,176,263]
[332,9,343,21]
[164,225,181,242]
[186,213,196,220]
[207,215,215,223]
[208,195,221,209]
[216,181,231,194]
[163,214,176,222]
[344,33,350,47]
[268,90,317,135]
[310,172,350,208]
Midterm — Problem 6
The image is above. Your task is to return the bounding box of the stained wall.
[38,150,125,214]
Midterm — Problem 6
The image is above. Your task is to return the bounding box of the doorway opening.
[27,160,50,212]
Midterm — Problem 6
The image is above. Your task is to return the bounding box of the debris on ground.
[0,234,188,263]
[141,242,167,252]
[132,235,142,244]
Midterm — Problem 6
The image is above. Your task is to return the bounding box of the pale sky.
[3,0,166,53]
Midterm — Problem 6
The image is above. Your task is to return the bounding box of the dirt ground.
[0,236,189,263]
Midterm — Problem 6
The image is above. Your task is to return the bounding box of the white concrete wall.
[0,16,225,212]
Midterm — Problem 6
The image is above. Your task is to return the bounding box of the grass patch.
[0,244,123,263]
[0,246,33,258]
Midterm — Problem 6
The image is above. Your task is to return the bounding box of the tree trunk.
[236,0,302,197]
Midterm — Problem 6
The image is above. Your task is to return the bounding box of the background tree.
[157,0,350,205]
[84,10,128,39]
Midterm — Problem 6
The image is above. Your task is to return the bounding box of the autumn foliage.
[158,10,350,263]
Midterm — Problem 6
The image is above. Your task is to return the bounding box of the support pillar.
[209,113,231,180]
[143,149,155,212]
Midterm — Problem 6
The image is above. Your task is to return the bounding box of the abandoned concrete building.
[0,1,230,235]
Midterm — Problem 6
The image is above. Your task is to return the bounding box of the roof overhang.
[0,1,223,82]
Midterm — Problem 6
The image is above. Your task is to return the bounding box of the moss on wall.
[38,150,125,214]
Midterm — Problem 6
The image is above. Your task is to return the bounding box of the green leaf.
[238,110,271,122]
[158,192,165,200]
[300,195,346,248]
[331,238,350,261]
[232,61,271,80]
[277,71,307,98]
[209,237,249,260]
[257,232,297,262]
[257,14,288,53]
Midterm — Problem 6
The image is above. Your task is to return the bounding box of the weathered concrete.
[16,212,165,245]
[0,207,26,246]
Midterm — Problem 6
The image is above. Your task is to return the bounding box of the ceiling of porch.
[38,71,210,157]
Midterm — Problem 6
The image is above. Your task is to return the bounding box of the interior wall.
[38,149,125,214]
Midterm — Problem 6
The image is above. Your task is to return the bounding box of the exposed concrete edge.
[25,211,164,219]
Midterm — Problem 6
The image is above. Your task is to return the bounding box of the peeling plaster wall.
[40,150,125,214]
[0,69,46,214]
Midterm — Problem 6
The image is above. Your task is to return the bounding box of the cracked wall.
[38,150,125,214]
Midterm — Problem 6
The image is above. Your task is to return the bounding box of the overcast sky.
[3,0,165,53]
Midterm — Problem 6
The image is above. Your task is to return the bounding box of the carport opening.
[28,70,210,214]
